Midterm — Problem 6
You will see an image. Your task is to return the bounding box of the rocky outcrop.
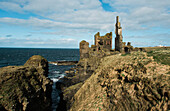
[70,51,170,111]
[0,55,53,111]
[58,55,102,110]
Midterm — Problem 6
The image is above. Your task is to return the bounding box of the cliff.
[66,50,169,111]
[0,55,53,111]
[56,55,101,109]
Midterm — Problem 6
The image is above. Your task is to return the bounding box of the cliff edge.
[0,55,53,111]
[70,51,170,111]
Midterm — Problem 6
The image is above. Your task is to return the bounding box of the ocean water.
[0,48,79,110]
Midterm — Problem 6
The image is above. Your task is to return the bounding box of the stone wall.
[94,32,112,51]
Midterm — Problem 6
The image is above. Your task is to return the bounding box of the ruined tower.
[94,32,112,51]
[115,16,123,52]
[79,40,89,59]
[94,32,100,47]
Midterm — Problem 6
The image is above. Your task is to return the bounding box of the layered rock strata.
[0,55,53,111]
[57,55,102,110]
[70,51,170,111]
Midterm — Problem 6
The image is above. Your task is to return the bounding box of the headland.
[57,16,170,111]
[0,16,169,111]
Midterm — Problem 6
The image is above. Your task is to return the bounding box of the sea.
[0,48,80,111]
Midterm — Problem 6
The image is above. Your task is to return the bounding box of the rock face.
[58,55,102,110]
[0,55,53,111]
[60,16,170,110]
[69,52,170,111]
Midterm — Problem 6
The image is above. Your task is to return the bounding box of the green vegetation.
[92,94,106,110]
[166,71,170,74]
[147,49,170,65]
[121,74,125,77]
[98,107,101,111]
[121,53,131,56]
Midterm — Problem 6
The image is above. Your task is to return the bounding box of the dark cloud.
[6,35,12,37]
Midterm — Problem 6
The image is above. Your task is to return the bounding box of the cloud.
[0,0,169,48]
[0,37,79,48]
[0,32,169,48]
[124,33,170,47]
[0,2,24,13]
[1,0,169,28]
[6,35,12,37]
[0,0,116,30]
[25,34,32,37]
[23,0,102,15]
[0,0,169,32]
[101,0,170,31]
[102,0,170,10]
[0,16,114,32]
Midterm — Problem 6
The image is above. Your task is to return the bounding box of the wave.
[52,71,60,74]
[51,63,58,65]
[59,74,65,78]
[51,78,59,82]
[51,74,65,82]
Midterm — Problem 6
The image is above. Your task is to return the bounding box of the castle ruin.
[79,40,89,59]
[115,16,133,53]
[94,32,112,51]
[80,16,133,59]
[115,16,123,52]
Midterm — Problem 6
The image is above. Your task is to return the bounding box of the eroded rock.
[70,52,170,111]
[0,55,52,111]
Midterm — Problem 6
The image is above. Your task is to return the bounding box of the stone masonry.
[79,16,134,59]
[94,32,112,51]
[79,40,89,59]
[115,16,123,52]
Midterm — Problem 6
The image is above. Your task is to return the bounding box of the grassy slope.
[147,49,170,65]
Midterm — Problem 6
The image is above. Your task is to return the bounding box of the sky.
[0,0,170,48]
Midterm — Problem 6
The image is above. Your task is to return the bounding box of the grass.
[121,74,125,77]
[121,53,131,56]
[98,107,101,111]
[166,71,170,74]
[147,49,170,65]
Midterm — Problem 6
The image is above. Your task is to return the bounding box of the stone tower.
[94,32,100,47]
[115,16,123,52]
[79,40,89,59]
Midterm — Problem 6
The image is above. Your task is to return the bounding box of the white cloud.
[0,33,169,48]
[1,0,169,31]
[0,16,114,32]
[0,2,24,13]
[0,0,169,48]
[103,0,170,10]
[124,33,170,47]
[102,0,170,29]
[0,37,78,48]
